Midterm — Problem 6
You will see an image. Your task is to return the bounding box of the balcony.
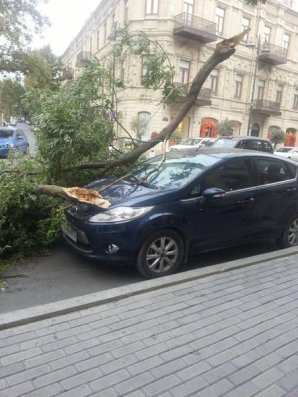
[251,99,281,116]
[76,51,91,67]
[61,67,74,80]
[257,43,287,66]
[173,13,217,43]
[174,83,212,106]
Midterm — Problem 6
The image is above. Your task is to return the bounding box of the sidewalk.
[0,247,298,397]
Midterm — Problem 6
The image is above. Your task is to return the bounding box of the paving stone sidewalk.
[0,248,298,397]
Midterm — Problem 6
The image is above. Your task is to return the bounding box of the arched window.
[251,123,260,137]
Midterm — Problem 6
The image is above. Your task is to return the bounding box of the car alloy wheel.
[136,230,184,278]
[278,215,298,248]
[286,218,298,246]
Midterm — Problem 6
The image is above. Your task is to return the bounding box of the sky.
[33,0,101,56]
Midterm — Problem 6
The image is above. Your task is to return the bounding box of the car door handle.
[286,187,296,193]
[237,197,255,204]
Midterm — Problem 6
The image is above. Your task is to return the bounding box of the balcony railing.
[61,67,74,80]
[257,43,287,65]
[173,13,217,43]
[174,83,212,106]
[76,51,92,67]
[252,99,281,116]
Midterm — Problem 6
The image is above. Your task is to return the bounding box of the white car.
[274,147,298,162]
[168,137,216,151]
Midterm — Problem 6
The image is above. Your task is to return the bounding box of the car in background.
[0,127,29,158]
[9,117,18,126]
[212,136,273,153]
[168,137,216,151]
[274,147,298,162]
[62,148,298,279]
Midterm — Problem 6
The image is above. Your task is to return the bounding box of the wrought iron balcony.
[76,51,91,67]
[174,83,212,106]
[173,13,217,43]
[257,43,287,65]
[61,67,74,80]
[251,99,281,116]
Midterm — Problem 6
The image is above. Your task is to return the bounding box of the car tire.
[277,215,298,248]
[136,230,184,279]
[24,144,29,154]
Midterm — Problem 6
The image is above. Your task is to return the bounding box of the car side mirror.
[202,187,226,199]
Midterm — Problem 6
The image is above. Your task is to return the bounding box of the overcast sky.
[33,0,100,56]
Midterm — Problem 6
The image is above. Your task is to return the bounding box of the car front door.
[181,157,259,251]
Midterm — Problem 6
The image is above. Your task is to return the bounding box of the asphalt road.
[1,239,279,314]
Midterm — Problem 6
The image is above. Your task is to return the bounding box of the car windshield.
[178,138,201,146]
[212,139,236,148]
[0,129,14,138]
[132,152,219,189]
[276,148,292,153]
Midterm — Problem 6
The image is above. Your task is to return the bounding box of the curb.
[0,246,297,330]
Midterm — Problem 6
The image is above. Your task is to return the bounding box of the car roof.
[216,136,270,142]
[166,147,276,159]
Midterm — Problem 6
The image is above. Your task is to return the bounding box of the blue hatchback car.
[0,127,29,158]
[62,148,298,278]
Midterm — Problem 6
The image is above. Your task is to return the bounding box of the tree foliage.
[0,77,25,120]
[0,0,49,72]
[22,46,62,91]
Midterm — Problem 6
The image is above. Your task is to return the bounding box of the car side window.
[241,140,262,151]
[255,158,296,185]
[203,158,253,192]
[262,141,273,153]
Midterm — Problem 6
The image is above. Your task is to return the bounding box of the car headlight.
[89,206,153,223]
[6,143,14,148]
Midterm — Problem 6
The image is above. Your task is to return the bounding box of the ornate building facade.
[61,0,298,149]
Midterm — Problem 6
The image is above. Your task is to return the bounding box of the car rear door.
[250,157,298,236]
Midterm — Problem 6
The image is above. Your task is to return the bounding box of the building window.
[264,26,271,45]
[184,0,194,14]
[179,60,191,84]
[103,22,107,43]
[241,17,250,43]
[138,111,151,140]
[145,0,158,15]
[276,84,284,104]
[282,33,290,55]
[234,73,243,99]
[124,0,128,24]
[293,88,298,110]
[215,7,225,35]
[96,30,100,50]
[257,79,265,100]
[210,69,219,95]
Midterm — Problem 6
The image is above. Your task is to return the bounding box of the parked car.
[62,148,298,278]
[9,117,18,126]
[274,147,298,162]
[0,127,29,158]
[168,137,216,151]
[212,136,273,153]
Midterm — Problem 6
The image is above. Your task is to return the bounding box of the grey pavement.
[0,247,298,397]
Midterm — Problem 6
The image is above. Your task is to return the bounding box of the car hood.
[72,178,176,215]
